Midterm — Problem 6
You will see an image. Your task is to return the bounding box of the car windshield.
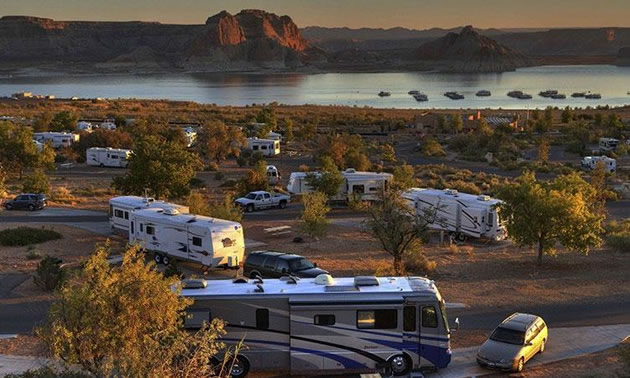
[245,193,257,199]
[490,327,525,345]
[288,258,315,272]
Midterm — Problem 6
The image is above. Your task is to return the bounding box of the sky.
[2,0,630,29]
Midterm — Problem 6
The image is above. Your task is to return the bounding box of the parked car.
[235,191,290,212]
[3,193,47,211]
[243,251,328,278]
[477,313,548,372]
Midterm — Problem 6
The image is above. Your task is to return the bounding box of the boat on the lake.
[444,91,464,100]
[378,91,391,97]
[517,93,533,99]
[551,93,567,99]
[476,90,491,97]
[571,92,586,98]
[539,90,558,98]
[413,93,428,102]
[408,90,420,95]
[585,93,602,99]
[507,90,523,98]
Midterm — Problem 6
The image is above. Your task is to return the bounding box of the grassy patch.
[0,227,62,247]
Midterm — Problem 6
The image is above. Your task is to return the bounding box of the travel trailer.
[129,208,244,269]
[402,188,506,242]
[33,132,79,149]
[581,156,616,173]
[108,196,189,232]
[247,137,280,156]
[184,127,197,147]
[287,169,393,202]
[267,165,280,184]
[99,121,117,130]
[181,275,455,377]
[86,147,132,168]
[33,140,44,152]
[599,138,619,152]
[76,121,93,132]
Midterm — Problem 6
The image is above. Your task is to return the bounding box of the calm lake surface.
[1,65,629,109]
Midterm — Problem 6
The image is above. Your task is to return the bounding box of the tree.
[561,107,573,123]
[283,119,295,143]
[299,191,330,240]
[393,164,416,190]
[196,121,246,164]
[365,190,437,275]
[449,114,463,134]
[187,192,243,222]
[22,168,50,195]
[544,106,553,128]
[344,149,371,171]
[594,113,603,126]
[37,245,226,377]
[537,138,550,164]
[112,135,201,199]
[0,122,54,178]
[305,156,343,199]
[254,107,277,138]
[49,111,78,132]
[0,163,6,197]
[495,172,604,265]
[437,115,447,133]
[236,160,269,195]
[380,143,397,163]
[33,112,53,132]
[423,138,446,157]
[73,129,134,162]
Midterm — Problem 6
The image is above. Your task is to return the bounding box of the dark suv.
[243,251,328,278]
[4,193,47,211]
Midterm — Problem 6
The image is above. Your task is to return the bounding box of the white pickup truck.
[235,191,290,212]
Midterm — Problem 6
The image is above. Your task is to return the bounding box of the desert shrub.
[22,169,50,195]
[236,154,248,167]
[4,366,91,378]
[607,233,630,252]
[26,246,42,260]
[219,179,237,188]
[51,186,75,203]
[34,256,65,291]
[422,138,446,157]
[404,253,437,275]
[0,227,62,246]
[347,193,369,212]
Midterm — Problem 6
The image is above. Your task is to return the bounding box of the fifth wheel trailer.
[108,196,189,232]
[287,169,393,202]
[129,208,244,269]
[86,147,132,168]
[181,275,454,377]
[402,188,506,241]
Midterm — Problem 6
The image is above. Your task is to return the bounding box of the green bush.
[22,169,50,195]
[404,253,437,275]
[34,256,66,291]
[0,227,62,246]
[4,366,91,378]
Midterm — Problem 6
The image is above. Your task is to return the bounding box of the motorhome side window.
[146,225,155,235]
[140,224,144,232]
[403,306,417,332]
[353,185,365,194]
[422,306,438,328]
[314,315,336,326]
[130,222,134,234]
[261,145,268,150]
[253,145,259,150]
[488,212,494,227]
[192,237,202,247]
[256,309,269,330]
[356,309,397,329]
[115,209,124,218]
[124,211,129,220]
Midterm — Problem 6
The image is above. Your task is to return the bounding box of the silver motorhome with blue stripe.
[181,275,454,377]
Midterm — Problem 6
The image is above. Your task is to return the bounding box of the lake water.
[1,65,629,109]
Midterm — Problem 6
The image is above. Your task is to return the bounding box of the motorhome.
[267,165,280,184]
[287,169,393,202]
[33,132,79,149]
[581,156,616,173]
[402,188,506,242]
[108,196,189,232]
[129,208,244,269]
[181,275,454,377]
[184,127,197,147]
[86,147,132,168]
[247,137,280,156]
[99,121,117,130]
[599,138,619,152]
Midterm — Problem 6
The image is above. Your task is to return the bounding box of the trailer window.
[124,211,129,220]
[130,222,134,234]
[261,145,268,150]
[253,145,259,150]
[403,306,417,332]
[146,226,155,235]
[357,309,397,329]
[422,306,438,328]
[140,223,144,232]
[256,309,269,330]
[352,185,365,194]
[115,209,124,218]
[192,237,202,247]
[314,315,336,326]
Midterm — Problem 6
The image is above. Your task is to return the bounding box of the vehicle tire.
[515,357,524,373]
[388,354,412,376]
[539,339,546,353]
[99,163,104,168]
[5,204,12,210]
[162,255,170,266]
[279,200,287,209]
[154,253,163,265]
[246,204,254,213]
[456,232,467,242]
[229,355,249,378]
[27,204,35,211]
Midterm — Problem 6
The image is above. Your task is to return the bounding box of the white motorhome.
[247,137,280,156]
[86,147,132,168]
[267,165,280,184]
[108,196,189,232]
[33,132,79,149]
[76,121,93,132]
[599,138,619,152]
[184,127,197,147]
[402,188,506,242]
[581,156,616,173]
[129,208,244,269]
[181,275,455,377]
[287,169,393,202]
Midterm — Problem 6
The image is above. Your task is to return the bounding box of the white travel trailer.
[599,138,619,152]
[287,169,393,202]
[108,196,189,232]
[129,208,244,269]
[76,121,93,132]
[184,127,197,147]
[32,140,44,152]
[33,132,79,149]
[581,156,616,173]
[99,121,117,130]
[247,137,280,156]
[181,275,455,377]
[402,188,506,242]
[86,147,132,168]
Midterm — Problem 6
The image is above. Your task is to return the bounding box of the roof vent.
[444,189,458,196]
[232,278,248,284]
[164,208,180,216]
[314,274,335,285]
[345,168,357,173]
[182,279,207,289]
[142,197,155,204]
[354,276,380,287]
[477,195,491,201]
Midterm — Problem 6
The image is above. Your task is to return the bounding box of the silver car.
[476,313,548,372]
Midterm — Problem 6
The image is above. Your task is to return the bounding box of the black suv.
[243,251,328,278]
[4,193,47,211]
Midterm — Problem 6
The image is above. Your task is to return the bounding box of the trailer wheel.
[162,255,170,266]
[154,253,163,264]
[456,233,468,243]
[388,354,412,376]
[28,204,36,211]
[99,163,104,168]
[246,204,254,213]
[229,355,249,378]
[279,200,287,209]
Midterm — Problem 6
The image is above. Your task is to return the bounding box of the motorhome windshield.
[490,327,525,345]
[288,258,315,271]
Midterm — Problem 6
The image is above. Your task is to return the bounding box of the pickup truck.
[235,191,290,212]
